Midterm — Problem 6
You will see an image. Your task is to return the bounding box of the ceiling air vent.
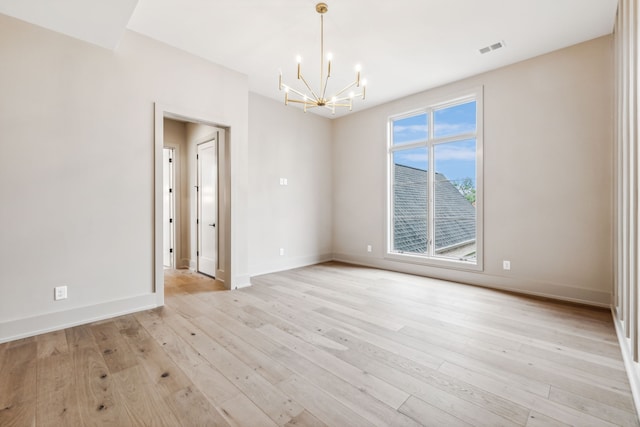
[479,41,505,54]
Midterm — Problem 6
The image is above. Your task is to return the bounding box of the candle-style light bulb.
[327,52,333,77]
[355,64,362,86]
[296,55,302,79]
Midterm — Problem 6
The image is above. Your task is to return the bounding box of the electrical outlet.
[54,286,68,301]
[503,260,511,270]
[279,248,285,256]
[367,245,372,252]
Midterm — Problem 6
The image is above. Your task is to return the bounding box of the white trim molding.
[613,0,640,420]
[613,308,640,421]
[0,294,158,344]
[334,252,611,307]
[250,253,334,279]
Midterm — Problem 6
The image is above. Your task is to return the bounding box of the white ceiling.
[0,0,138,50]
[0,0,618,118]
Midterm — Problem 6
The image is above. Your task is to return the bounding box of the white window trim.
[385,86,484,272]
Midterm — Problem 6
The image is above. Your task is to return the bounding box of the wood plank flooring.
[0,262,637,426]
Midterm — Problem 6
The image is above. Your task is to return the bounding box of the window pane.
[393,148,428,254]
[392,113,428,145]
[433,139,476,261]
[434,101,476,138]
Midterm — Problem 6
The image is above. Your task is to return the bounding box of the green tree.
[454,178,476,205]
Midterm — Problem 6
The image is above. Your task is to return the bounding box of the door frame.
[162,146,176,269]
[153,103,231,305]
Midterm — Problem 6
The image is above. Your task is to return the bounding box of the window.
[388,90,482,268]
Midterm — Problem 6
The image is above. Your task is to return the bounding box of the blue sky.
[393,101,476,185]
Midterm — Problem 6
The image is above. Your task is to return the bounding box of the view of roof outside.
[391,101,477,261]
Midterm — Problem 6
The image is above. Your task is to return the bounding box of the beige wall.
[0,13,249,341]
[163,118,190,268]
[248,93,333,275]
[332,35,614,306]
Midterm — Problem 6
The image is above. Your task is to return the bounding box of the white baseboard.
[0,293,158,344]
[250,253,334,279]
[230,274,251,290]
[612,308,640,421]
[332,252,611,307]
[1,253,610,344]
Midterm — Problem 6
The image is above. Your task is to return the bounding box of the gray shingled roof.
[393,164,476,255]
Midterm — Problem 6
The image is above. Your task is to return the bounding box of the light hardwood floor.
[0,262,637,426]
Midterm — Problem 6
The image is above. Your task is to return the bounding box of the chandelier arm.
[284,94,322,108]
[331,95,357,103]
[298,73,321,101]
[326,98,353,106]
[321,74,330,101]
[282,85,311,100]
[286,99,314,105]
[332,80,359,99]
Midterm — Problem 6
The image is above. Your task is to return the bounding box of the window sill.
[385,251,484,272]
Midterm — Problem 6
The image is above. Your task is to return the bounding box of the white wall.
[332,35,614,306]
[0,13,249,342]
[248,93,333,275]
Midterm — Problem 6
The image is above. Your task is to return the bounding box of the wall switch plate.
[367,245,372,252]
[54,286,68,300]
[503,260,511,270]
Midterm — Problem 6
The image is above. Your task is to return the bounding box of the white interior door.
[197,139,217,277]
[162,148,175,268]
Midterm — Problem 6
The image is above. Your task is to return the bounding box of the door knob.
[209,223,216,227]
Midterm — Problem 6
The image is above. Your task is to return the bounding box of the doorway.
[161,121,221,277]
[154,104,231,305]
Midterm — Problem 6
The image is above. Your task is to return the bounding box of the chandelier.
[278,2,367,114]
